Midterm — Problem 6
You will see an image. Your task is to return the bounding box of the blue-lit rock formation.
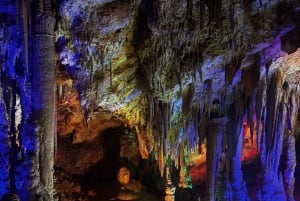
[0,0,55,200]
[1,0,300,200]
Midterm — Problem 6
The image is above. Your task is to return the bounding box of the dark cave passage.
[82,126,143,183]
[92,127,122,182]
[80,126,163,201]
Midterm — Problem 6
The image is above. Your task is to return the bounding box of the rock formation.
[0,0,300,200]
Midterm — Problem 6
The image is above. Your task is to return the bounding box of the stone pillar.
[31,0,56,199]
[206,117,224,201]
[224,95,249,201]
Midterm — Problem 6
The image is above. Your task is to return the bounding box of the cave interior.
[0,0,300,201]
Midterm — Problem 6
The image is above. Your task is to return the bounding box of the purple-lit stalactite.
[31,0,56,199]
[257,70,287,201]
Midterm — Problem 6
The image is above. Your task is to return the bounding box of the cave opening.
[88,127,122,183]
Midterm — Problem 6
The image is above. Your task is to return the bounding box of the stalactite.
[110,57,112,91]
[255,79,267,152]
[206,0,222,23]
[186,0,193,28]
[246,88,256,143]
[191,103,201,142]
[199,1,206,26]
[182,83,195,116]
[265,70,282,155]
[256,70,288,201]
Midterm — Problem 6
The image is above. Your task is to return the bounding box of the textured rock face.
[54,0,300,200]
[0,0,56,200]
[1,0,300,200]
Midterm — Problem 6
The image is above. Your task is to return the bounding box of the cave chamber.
[0,0,300,201]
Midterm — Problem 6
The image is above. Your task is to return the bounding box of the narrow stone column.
[206,117,224,201]
[223,95,249,201]
[31,0,56,199]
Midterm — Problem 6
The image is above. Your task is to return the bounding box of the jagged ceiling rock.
[56,0,147,143]
[55,1,300,163]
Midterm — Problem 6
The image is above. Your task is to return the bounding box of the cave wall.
[1,0,300,200]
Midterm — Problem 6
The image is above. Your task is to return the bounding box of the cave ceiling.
[56,0,300,148]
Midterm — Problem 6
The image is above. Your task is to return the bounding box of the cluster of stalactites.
[143,63,300,201]
[255,70,299,200]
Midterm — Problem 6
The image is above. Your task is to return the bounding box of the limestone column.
[223,92,249,201]
[206,117,225,201]
[31,0,56,199]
